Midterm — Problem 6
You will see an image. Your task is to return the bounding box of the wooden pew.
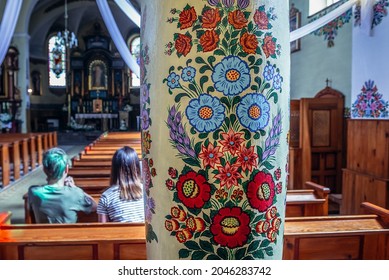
[283,202,389,259]
[0,212,12,225]
[0,143,11,187]
[7,202,389,260]
[0,139,21,181]
[286,181,330,217]
[0,222,146,260]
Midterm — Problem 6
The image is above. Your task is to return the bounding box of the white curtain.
[0,0,22,65]
[96,0,140,78]
[114,0,140,27]
[290,0,357,42]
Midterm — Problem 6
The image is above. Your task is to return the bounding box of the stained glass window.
[48,34,66,87]
[129,35,140,87]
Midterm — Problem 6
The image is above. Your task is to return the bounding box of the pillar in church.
[141,0,290,259]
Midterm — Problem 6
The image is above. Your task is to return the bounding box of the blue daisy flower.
[273,73,283,90]
[181,66,196,82]
[237,93,270,132]
[186,94,225,133]
[167,72,180,89]
[211,55,251,96]
[263,63,274,81]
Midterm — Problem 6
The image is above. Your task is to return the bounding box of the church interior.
[0,0,388,260]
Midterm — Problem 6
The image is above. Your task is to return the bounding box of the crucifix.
[326,78,332,87]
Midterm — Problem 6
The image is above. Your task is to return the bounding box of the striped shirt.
[97,185,145,222]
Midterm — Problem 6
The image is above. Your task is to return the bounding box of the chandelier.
[52,0,78,78]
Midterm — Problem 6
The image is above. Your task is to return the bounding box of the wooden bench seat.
[286,181,330,217]
[283,202,389,259]
[0,222,146,260]
[6,202,389,260]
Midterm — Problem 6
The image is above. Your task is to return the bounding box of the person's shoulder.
[101,185,119,196]
[28,185,44,193]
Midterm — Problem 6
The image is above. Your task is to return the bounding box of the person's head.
[110,146,142,200]
[43,147,69,183]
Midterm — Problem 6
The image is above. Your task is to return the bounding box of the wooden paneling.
[346,120,389,178]
[342,120,389,215]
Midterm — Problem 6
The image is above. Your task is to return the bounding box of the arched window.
[48,33,66,87]
[309,0,341,16]
[128,34,140,87]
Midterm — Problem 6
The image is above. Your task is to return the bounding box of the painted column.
[141,0,290,259]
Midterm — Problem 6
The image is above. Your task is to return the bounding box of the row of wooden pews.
[2,202,388,260]
[70,131,141,194]
[0,132,57,187]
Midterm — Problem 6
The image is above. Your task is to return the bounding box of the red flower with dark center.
[246,171,275,212]
[240,33,258,54]
[165,179,175,190]
[176,171,211,208]
[219,129,244,155]
[237,146,258,172]
[198,142,223,168]
[214,162,242,189]
[168,167,178,179]
[202,8,221,29]
[210,207,251,248]
[179,6,197,29]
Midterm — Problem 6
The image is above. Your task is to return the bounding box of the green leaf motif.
[260,239,271,248]
[190,127,196,135]
[200,240,214,253]
[200,76,209,89]
[179,248,191,259]
[191,250,207,260]
[217,247,228,259]
[194,142,202,155]
[200,65,210,74]
[269,92,278,104]
[252,249,265,259]
[265,247,274,256]
[182,157,201,168]
[262,161,275,170]
[214,49,225,56]
[199,132,208,139]
[174,93,188,103]
[248,240,261,253]
[207,254,221,260]
[235,247,246,260]
[195,57,207,65]
[185,240,200,250]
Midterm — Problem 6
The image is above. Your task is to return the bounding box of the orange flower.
[240,33,258,54]
[201,8,221,29]
[175,34,192,57]
[186,217,206,232]
[271,217,281,230]
[262,35,276,58]
[255,220,270,233]
[219,129,244,156]
[266,206,277,220]
[199,30,219,52]
[267,228,277,242]
[198,142,223,168]
[171,206,187,221]
[214,162,242,189]
[165,219,180,231]
[176,228,193,243]
[228,10,248,29]
[179,6,197,29]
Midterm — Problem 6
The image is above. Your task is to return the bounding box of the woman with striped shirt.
[97,146,144,222]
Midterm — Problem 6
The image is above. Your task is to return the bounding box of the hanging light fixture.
[51,0,78,78]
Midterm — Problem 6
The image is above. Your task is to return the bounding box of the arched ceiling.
[28,0,140,59]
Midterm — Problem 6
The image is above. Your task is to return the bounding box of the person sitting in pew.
[97,146,144,223]
[28,147,97,223]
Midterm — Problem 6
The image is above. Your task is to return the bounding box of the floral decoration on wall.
[351,80,389,118]
[310,2,352,48]
[354,0,389,29]
[157,0,286,260]
[140,6,158,243]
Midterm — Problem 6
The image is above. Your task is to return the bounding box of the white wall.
[290,0,352,105]
[351,8,389,119]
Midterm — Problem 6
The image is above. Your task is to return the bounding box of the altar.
[75,113,118,131]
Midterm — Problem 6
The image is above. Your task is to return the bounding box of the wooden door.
[300,89,344,194]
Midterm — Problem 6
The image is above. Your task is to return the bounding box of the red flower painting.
[210,207,251,248]
[246,171,275,212]
[176,171,211,208]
